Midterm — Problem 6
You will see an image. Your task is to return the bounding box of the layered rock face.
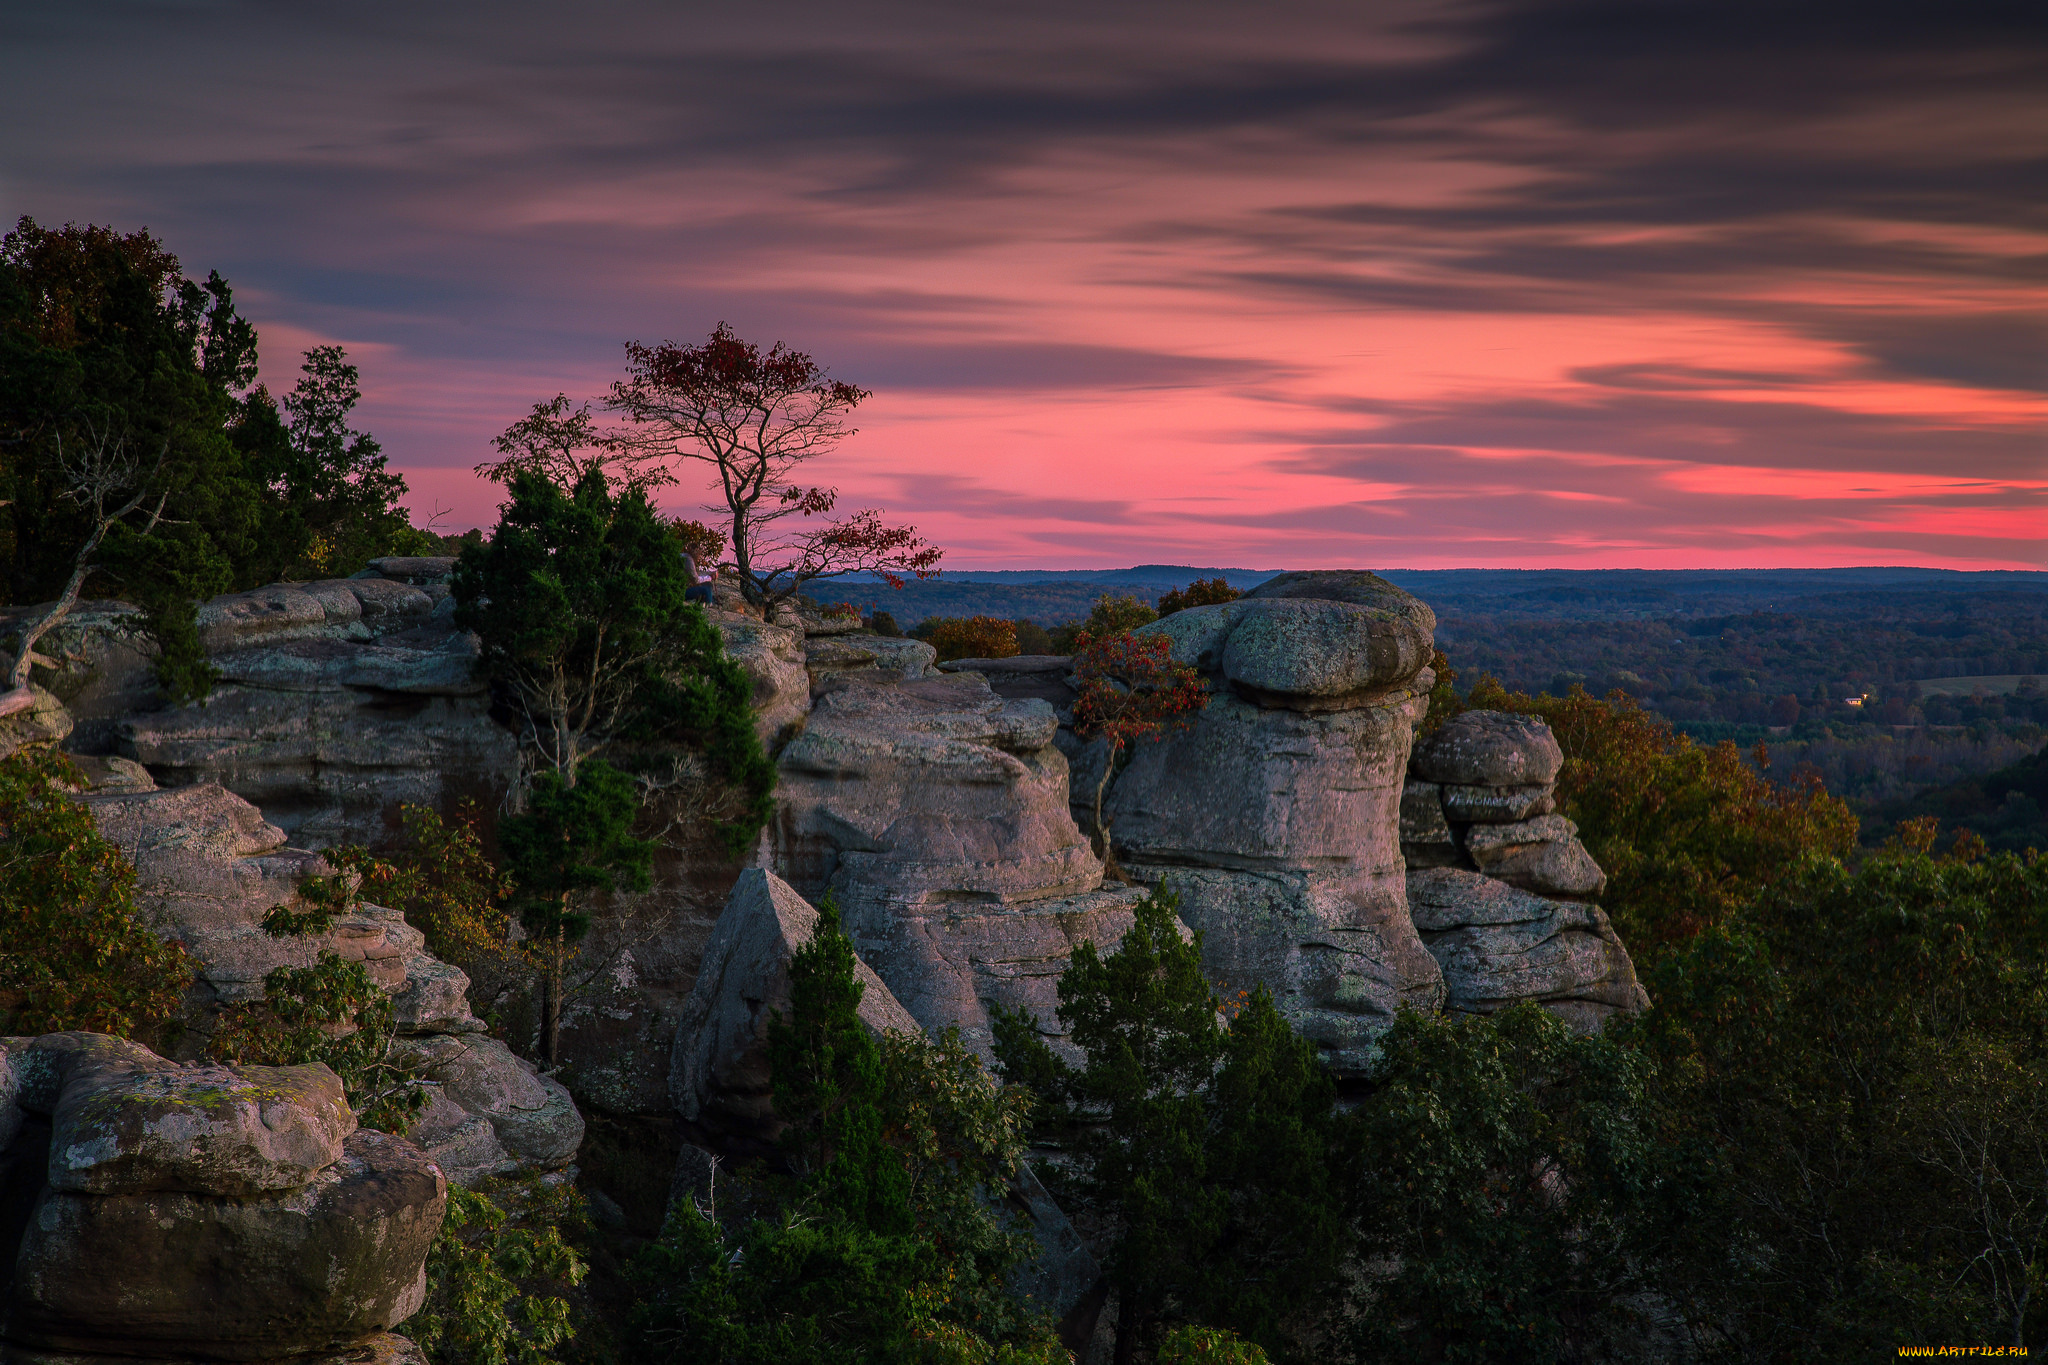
[1401,710,1648,1028]
[772,671,1149,1059]
[73,766,582,1187]
[11,561,518,849]
[0,1032,443,1363]
[1102,571,1445,1073]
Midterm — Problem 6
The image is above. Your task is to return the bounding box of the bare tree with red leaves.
[604,323,941,608]
[1069,630,1210,876]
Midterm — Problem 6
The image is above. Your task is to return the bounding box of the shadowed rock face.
[0,1034,444,1364]
[1105,570,1445,1074]
[1414,710,1564,789]
[20,566,815,1123]
[672,869,920,1153]
[1406,868,1649,1028]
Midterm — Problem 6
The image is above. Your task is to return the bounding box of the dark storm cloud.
[15,1,2039,362]
[848,342,1290,392]
[1274,388,2044,480]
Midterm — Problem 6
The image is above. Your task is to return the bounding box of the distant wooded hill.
[828,565,2044,631]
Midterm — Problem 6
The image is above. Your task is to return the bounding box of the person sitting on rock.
[682,552,715,606]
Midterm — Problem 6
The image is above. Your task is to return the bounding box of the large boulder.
[391,1035,586,1185]
[673,869,920,1151]
[936,656,1075,706]
[1239,568,1440,627]
[0,1034,445,1364]
[120,617,515,848]
[1406,868,1649,1030]
[1103,571,1444,1073]
[0,685,69,762]
[1464,814,1608,898]
[1413,710,1564,789]
[50,1054,352,1198]
[771,672,1149,1058]
[804,633,938,690]
[775,673,1099,912]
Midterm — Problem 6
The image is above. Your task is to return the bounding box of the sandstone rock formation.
[0,685,69,763]
[12,567,819,1121]
[771,671,1151,1060]
[1406,869,1648,1028]
[1101,570,1444,1073]
[123,570,516,848]
[72,766,582,1186]
[6,561,515,849]
[714,612,811,748]
[673,868,920,1152]
[0,1032,443,1363]
[1400,710,1647,1029]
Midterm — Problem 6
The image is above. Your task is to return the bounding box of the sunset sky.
[3,1,2042,569]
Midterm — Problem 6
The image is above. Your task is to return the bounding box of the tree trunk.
[8,530,103,691]
[1093,742,1121,879]
[1111,1296,1150,1365]
[543,922,565,1065]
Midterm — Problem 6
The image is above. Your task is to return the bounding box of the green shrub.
[995,887,1344,1362]
[413,1176,591,1365]
[1158,1326,1271,1364]
[630,897,1059,1364]
[208,856,428,1134]
[1349,1004,1658,1362]
[0,749,193,1041]
[1155,579,1239,617]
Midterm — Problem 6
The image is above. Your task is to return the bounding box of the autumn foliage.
[1458,675,1859,958]
[605,323,941,606]
[921,615,1019,663]
[1070,630,1210,870]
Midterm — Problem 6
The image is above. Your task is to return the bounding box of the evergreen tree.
[1631,841,2048,1353]
[1,219,431,701]
[0,218,260,700]
[498,757,654,1064]
[632,897,1060,1364]
[994,887,1347,1364]
[1347,1003,1661,1363]
[231,345,432,582]
[0,749,194,1041]
[452,467,775,854]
